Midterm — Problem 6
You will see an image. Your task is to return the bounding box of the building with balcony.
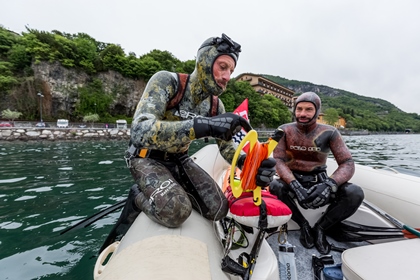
[235,73,295,109]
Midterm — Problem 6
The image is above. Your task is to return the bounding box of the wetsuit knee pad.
[151,182,193,228]
[340,183,364,208]
[137,191,192,228]
[156,192,193,227]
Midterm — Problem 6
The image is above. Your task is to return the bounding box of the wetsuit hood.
[190,33,241,98]
[293,92,321,129]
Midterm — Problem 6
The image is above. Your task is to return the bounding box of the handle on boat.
[230,128,283,205]
[93,241,120,279]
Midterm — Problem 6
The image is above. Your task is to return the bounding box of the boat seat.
[225,187,292,229]
[342,238,420,280]
[95,235,212,280]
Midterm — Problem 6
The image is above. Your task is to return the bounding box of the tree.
[0,61,18,93]
[323,108,339,126]
[100,44,126,72]
[75,79,113,119]
[176,59,195,74]
[1,108,22,124]
[83,113,99,127]
[140,49,181,73]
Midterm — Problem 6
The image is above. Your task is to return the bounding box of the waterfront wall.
[0,127,130,142]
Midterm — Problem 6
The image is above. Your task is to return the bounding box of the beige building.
[235,73,295,109]
[317,113,346,128]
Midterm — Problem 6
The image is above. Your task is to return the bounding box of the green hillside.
[264,75,420,132]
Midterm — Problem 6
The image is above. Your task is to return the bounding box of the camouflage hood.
[190,34,241,100]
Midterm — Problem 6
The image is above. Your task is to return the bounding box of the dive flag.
[232,99,250,153]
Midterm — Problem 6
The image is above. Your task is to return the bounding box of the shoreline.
[0,127,130,142]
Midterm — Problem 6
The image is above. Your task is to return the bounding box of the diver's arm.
[215,100,245,164]
[329,129,355,185]
[131,72,194,153]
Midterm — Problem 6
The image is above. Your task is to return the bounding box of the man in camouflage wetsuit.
[269,92,364,255]
[99,34,276,253]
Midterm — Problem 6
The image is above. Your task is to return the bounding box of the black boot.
[98,184,141,254]
[313,223,331,254]
[299,221,314,249]
[116,184,142,228]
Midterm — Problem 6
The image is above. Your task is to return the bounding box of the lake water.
[0,134,419,280]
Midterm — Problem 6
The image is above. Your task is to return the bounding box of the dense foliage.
[0,26,194,80]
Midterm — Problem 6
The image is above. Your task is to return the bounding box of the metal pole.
[37,93,44,122]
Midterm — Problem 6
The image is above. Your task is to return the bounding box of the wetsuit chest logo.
[290,145,321,152]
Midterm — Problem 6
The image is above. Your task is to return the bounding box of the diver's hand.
[193,113,252,141]
[303,179,337,209]
[256,158,276,188]
[289,180,309,209]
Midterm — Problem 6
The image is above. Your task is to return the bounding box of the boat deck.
[266,230,368,280]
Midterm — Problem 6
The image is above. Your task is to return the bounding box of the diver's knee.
[158,194,193,228]
[342,183,364,207]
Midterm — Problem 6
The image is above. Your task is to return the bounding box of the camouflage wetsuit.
[269,92,364,254]
[122,35,244,231]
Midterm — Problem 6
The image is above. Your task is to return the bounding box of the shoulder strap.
[167,73,189,110]
[167,73,219,117]
[210,95,219,117]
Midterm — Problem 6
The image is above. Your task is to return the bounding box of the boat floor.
[266,230,368,280]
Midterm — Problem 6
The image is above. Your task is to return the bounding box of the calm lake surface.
[1,134,419,280]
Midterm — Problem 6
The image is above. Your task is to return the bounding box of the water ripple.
[0,177,27,184]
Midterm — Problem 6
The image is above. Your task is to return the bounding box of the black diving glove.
[193,113,252,141]
[256,158,276,188]
[236,154,247,170]
[303,178,337,209]
[289,180,309,209]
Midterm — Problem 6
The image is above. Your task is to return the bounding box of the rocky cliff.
[5,62,147,120]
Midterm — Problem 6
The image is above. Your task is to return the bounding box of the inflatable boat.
[93,143,420,280]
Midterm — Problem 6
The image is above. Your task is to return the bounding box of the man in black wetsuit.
[269,92,364,254]
[99,34,276,253]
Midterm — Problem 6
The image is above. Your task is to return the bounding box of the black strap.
[167,73,189,111]
[166,72,219,117]
[258,200,268,229]
[293,171,328,184]
[210,95,219,116]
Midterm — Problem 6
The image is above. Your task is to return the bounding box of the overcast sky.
[2,0,419,113]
